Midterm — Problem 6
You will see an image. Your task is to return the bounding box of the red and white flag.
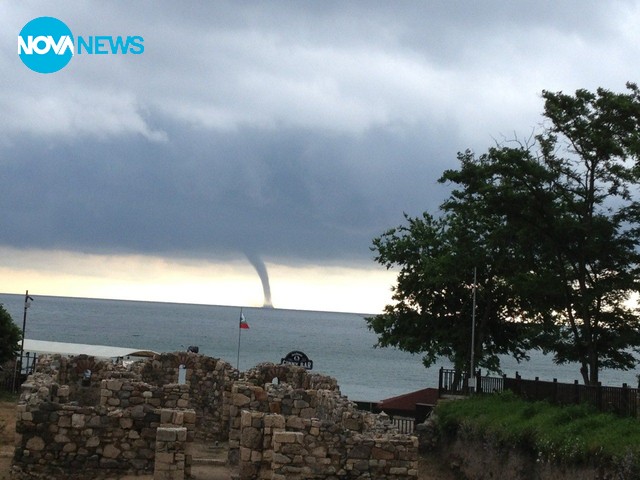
[239,312,250,329]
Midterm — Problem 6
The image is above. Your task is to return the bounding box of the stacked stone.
[136,352,236,442]
[160,383,190,409]
[14,353,418,480]
[35,354,139,405]
[153,408,196,480]
[14,376,197,478]
[271,416,345,479]
[314,388,357,424]
[243,363,340,393]
[232,380,419,480]
[238,410,266,479]
[15,375,166,477]
[344,434,418,479]
[228,383,270,465]
[229,381,330,466]
[267,416,418,479]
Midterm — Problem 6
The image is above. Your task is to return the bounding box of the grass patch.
[436,392,640,470]
[0,390,18,402]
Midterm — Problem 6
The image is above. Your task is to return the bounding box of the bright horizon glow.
[0,247,395,314]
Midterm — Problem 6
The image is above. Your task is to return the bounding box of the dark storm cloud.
[1,1,639,266]
[0,120,451,263]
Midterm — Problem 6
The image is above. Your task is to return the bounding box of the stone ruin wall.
[230,363,418,479]
[13,354,418,480]
[14,370,196,479]
[13,352,229,479]
[134,352,236,441]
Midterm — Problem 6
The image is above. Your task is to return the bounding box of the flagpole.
[236,307,243,370]
[470,268,477,393]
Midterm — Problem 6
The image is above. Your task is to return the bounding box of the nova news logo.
[18,16,144,74]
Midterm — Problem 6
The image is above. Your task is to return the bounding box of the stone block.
[390,466,408,474]
[372,446,395,460]
[157,428,178,442]
[273,453,291,464]
[156,451,174,464]
[234,393,251,406]
[62,442,77,453]
[58,415,71,427]
[106,379,124,391]
[174,411,184,425]
[286,416,305,429]
[120,417,133,429]
[25,436,45,451]
[161,409,175,424]
[86,436,100,448]
[54,433,70,443]
[102,444,121,459]
[348,444,371,459]
[241,427,262,449]
[183,409,196,425]
[71,413,86,428]
[273,431,303,445]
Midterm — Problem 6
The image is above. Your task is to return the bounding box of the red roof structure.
[377,388,440,415]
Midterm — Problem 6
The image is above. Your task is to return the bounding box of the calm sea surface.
[1,293,638,401]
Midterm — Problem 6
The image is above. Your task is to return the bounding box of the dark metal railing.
[439,367,638,417]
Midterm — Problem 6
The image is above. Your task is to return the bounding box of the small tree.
[0,304,21,365]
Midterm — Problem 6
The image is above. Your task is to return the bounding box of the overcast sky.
[1,1,639,312]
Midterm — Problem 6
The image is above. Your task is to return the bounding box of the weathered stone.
[234,393,251,406]
[86,436,100,448]
[119,417,133,429]
[25,436,45,451]
[157,427,178,442]
[372,446,396,460]
[102,444,121,459]
[62,442,77,453]
[348,444,372,459]
[71,413,86,428]
[241,427,262,449]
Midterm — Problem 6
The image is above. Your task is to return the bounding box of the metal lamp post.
[13,290,33,391]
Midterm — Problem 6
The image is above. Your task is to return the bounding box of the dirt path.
[0,399,456,479]
[0,399,15,480]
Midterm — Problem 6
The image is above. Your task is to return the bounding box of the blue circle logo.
[18,17,74,74]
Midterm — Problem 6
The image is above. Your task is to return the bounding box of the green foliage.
[0,390,18,402]
[0,304,21,365]
[367,205,533,373]
[436,394,640,470]
[369,83,640,383]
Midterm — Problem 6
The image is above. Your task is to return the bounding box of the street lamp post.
[13,290,33,391]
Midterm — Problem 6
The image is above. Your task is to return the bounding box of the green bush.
[435,392,640,470]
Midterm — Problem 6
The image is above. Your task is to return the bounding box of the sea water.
[0,293,637,401]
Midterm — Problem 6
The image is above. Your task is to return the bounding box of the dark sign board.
[280,350,313,370]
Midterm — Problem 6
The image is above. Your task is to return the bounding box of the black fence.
[355,401,432,433]
[439,367,638,417]
[0,353,38,393]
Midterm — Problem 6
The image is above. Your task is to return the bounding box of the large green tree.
[367,153,536,374]
[0,304,21,365]
[369,84,640,384]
